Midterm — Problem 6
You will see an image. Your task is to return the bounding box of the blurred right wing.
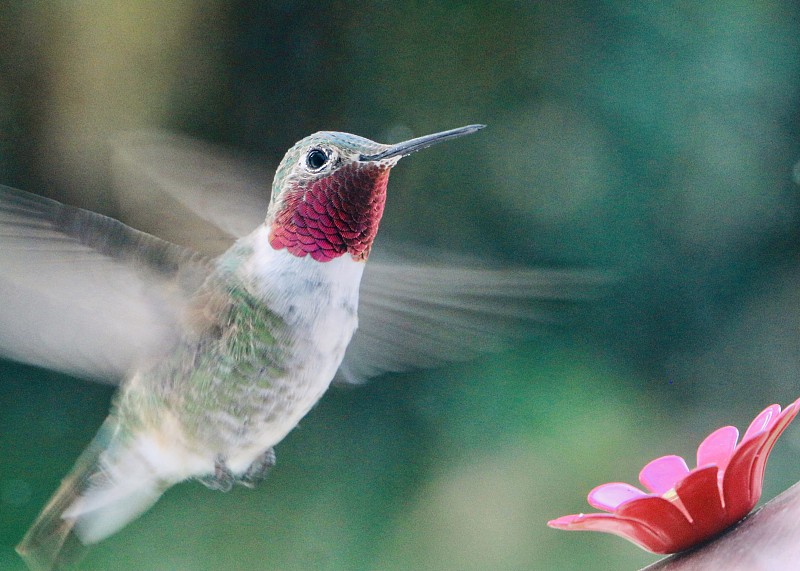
[111,130,270,254]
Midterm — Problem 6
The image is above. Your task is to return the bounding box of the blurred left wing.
[335,262,603,384]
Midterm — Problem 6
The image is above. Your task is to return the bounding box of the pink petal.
[674,465,727,540]
[696,426,739,470]
[547,514,585,528]
[588,482,649,511]
[547,512,670,553]
[748,399,800,501]
[723,399,800,522]
[639,455,690,494]
[742,404,781,443]
[616,496,696,553]
[721,431,769,522]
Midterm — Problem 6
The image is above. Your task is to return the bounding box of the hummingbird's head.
[266,125,484,262]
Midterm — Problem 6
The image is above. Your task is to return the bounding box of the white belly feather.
[224,227,364,472]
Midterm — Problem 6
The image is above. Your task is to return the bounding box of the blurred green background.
[2,2,800,569]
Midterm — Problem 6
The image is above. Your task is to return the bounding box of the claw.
[198,455,235,492]
[239,448,276,488]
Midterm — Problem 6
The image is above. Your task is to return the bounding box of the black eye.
[306,148,329,170]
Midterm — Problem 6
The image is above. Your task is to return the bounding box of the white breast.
[225,225,365,472]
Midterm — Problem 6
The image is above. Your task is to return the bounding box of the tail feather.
[16,476,87,571]
[16,420,168,570]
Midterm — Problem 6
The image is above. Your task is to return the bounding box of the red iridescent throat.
[268,163,390,262]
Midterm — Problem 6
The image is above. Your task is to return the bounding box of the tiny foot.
[198,455,235,492]
[238,448,276,488]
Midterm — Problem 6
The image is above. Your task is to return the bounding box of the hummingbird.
[3,125,593,570]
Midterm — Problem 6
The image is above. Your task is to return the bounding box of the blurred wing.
[111,130,270,254]
[336,262,605,384]
[0,185,211,383]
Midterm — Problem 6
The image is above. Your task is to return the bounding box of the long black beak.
[359,124,485,162]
